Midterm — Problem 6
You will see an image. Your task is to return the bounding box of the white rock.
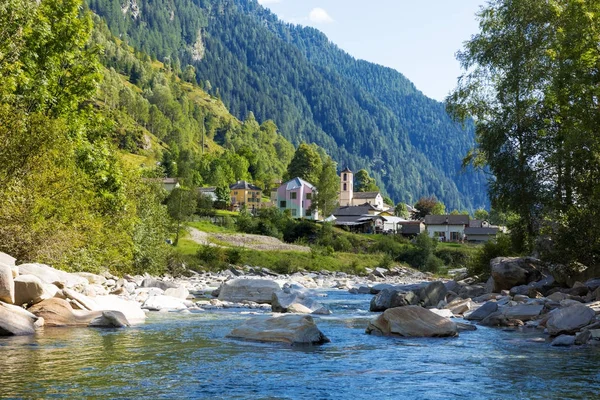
[0,262,15,304]
[218,279,281,304]
[73,272,107,285]
[17,263,87,288]
[93,295,146,324]
[164,286,190,300]
[0,301,37,335]
[430,308,456,319]
[227,314,329,345]
[142,295,188,311]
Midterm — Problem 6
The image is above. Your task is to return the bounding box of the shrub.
[225,247,242,265]
[435,247,471,268]
[467,233,515,279]
[333,236,352,252]
[377,253,394,270]
[197,245,227,270]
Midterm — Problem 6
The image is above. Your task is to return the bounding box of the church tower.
[339,167,354,207]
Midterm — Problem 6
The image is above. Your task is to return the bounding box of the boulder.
[227,314,330,345]
[62,288,98,311]
[164,286,190,300]
[89,311,130,328]
[93,295,146,324]
[0,262,14,304]
[479,311,524,327]
[546,304,596,336]
[218,279,281,304]
[271,290,329,314]
[13,275,47,305]
[502,304,544,322]
[429,308,455,319]
[0,252,16,266]
[415,281,447,308]
[465,301,498,321]
[445,298,472,316]
[140,277,179,291]
[142,295,188,311]
[458,284,486,299]
[491,257,544,292]
[549,262,600,288]
[366,305,458,338]
[0,301,38,335]
[551,335,576,347]
[28,298,105,327]
[369,288,418,312]
[17,263,87,288]
[73,272,107,285]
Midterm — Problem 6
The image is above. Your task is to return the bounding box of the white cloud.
[257,0,281,5]
[308,7,334,24]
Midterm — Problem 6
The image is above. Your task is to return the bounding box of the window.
[280,200,286,208]
[234,191,238,195]
[290,192,297,199]
[306,193,312,200]
[343,173,347,182]
[291,209,297,217]
[451,232,461,241]
[343,183,347,191]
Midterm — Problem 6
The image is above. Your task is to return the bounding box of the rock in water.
[465,301,498,321]
[0,262,15,304]
[0,301,38,336]
[366,305,458,338]
[491,257,543,292]
[551,335,576,347]
[89,311,130,328]
[218,279,281,304]
[28,298,103,327]
[227,314,330,345]
[271,290,329,314]
[415,281,447,308]
[546,304,596,336]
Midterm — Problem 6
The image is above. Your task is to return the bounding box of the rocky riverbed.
[1,251,600,348]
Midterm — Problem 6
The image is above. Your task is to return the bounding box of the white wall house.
[424,215,470,242]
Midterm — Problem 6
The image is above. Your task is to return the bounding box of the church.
[339,167,385,210]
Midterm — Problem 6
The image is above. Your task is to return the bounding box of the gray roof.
[424,215,470,226]
[229,180,262,191]
[353,191,381,199]
[333,204,379,217]
[284,177,316,191]
[464,227,499,235]
[341,167,353,173]
[198,186,216,192]
[334,215,381,226]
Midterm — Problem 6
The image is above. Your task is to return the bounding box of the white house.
[424,214,470,242]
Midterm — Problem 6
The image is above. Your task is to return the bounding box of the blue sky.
[257,0,485,101]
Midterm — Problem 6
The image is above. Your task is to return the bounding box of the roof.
[163,178,178,184]
[198,186,216,192]
[341,167,353,173]
[424,215,470,226]
[283,177,316,191]
[334,215,382,226]
[229,180,262,191]
[333,204,379,217]
[353,191,381,199]
[382,216,408,223]
[464,227,499,235]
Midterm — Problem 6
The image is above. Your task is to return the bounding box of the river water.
[1,291,600,399]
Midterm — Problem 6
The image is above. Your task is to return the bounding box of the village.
[160,167,501,245]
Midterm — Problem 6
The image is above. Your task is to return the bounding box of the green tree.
[355,169,379,192]
[286,143,322,185]
[312,157,339,217]
[474,208,490,221]
[166,187,197,245]
[394,202,409,219]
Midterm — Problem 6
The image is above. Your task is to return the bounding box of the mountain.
[88,0,489,210]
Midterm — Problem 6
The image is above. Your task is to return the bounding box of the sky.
[257,0,485,102]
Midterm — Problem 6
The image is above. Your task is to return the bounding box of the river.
[1,291,600,399]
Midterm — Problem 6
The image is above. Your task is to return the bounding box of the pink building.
[275,177,319,220]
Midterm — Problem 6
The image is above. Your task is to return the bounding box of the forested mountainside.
[88,0,489,210]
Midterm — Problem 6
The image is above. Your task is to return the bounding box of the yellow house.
[229,180,262,209]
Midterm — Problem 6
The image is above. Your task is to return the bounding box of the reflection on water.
[1,291,599,399]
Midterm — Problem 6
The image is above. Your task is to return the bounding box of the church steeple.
[339,167,353,206]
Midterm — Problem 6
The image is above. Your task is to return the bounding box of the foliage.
[448,0,600,263]
[467,233,516,280]
[473,208,490,221]
[312,156,339,217]
[413,196,445,219]
[355,169,379,193]
[285,143,322,184]
[394,203,409,218]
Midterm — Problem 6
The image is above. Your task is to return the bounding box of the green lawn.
[188,220,236,234]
